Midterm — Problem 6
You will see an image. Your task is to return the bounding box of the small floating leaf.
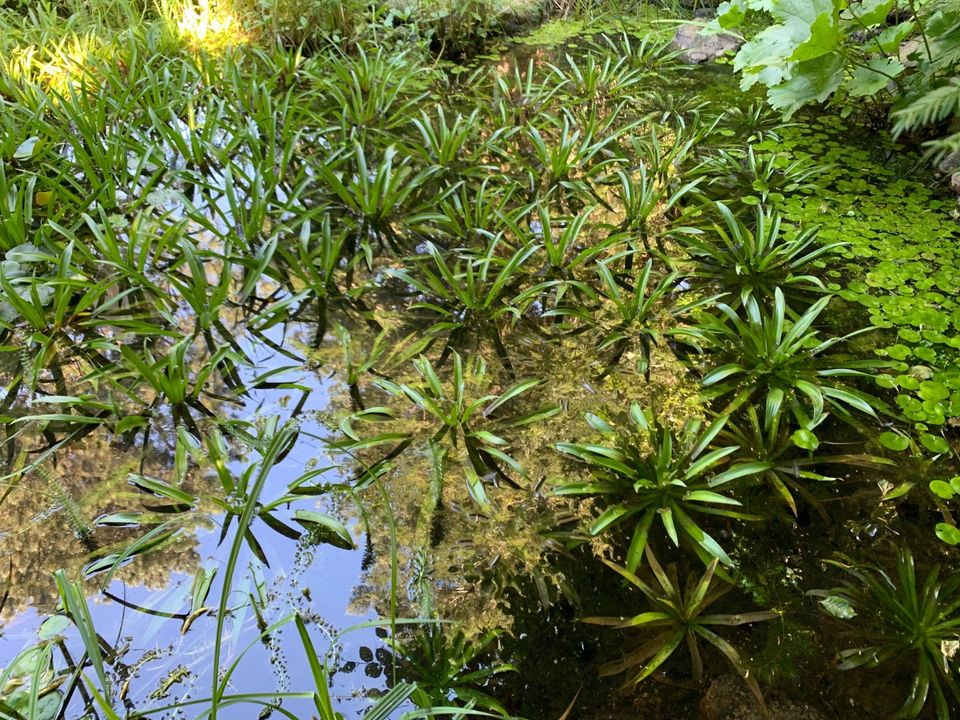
[877,431,909,452]
[292,510,354,549]
[936,523,960,545]
[820,594,856,619]
[13,136,39,160]
[921,433,951,454]
[791,428,820,451]
[929,480,955,500]
[38,615,71,640]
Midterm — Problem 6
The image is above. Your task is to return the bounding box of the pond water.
[2,16,960,720]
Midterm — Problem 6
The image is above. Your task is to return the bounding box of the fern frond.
[924,1,960,71]
[930,0,960,17]
[923,130,960,164]
[891,79,960,136]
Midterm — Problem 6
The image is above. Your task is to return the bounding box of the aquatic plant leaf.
[13,137,39,160]
[684,490,742,506]
[464,466,492,515]
[878,431,910,451]
[292,511,354,550]
[819,594,857,619]
[920,434,951,454]
[710,462,775,486]
[936,523,960,545]
[128,474,197,506]
[95,512,148,527]
[84,526,182,578]
[190,566,217,614]
[879,481,914,501]
[703,364,745,386]
[54,571,112,704]
[590,504,632,534]
[115,415,149,434]
[37,615,70,641]
[294,614,336,720]
[791,428,819,451]
[929,481,955,500]
[363,682,416,720]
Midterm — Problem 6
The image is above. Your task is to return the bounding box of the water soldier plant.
[555,403,757,571]
[813,548,960,719]
[584,548,778,706]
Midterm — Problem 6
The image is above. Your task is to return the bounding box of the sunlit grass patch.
[160,0,251,53]
[0,34,112,94]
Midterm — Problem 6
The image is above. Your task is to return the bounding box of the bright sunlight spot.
[175,0,248,52]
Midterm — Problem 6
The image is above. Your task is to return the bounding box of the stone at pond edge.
[671,24,742,64]
[938,151,960,175]
[933,151,960,202]
[700,674,829,720]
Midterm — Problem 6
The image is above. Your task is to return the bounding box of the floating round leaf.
[877,431,909,452]
[929,480,955,500]
[936,523,960,545]
[791,427,819,451]
[921,433,951,454]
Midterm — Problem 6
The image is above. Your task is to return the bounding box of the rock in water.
[671,24,742,64]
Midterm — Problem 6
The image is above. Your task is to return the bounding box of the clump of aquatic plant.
[341,352,558,508]
[593,31,683,76]
[390,626,516,715]
[117,336,249,434]
[680,202,844,311]
[547,50,644,111]
[432,178,522,247]
[608,146,702,257]
[0,240,120,393]
[692,147,824,211]
[334,325,432,410]
[702,289,891,434]
[514,204,606,282]
[87,418,354,581]
[555,403,757,571]
[318,141,441,255]
[719,405,893,517]
[411,105,488,182]
[311,45,429,137]
[585,548,777,705]
[712,103,795,144]
[388,239,542,371]
[491,57,564,128]
[273,213,357,337]
[812,548,960,719]
[592,255,710,380]
[524,108,631,203]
